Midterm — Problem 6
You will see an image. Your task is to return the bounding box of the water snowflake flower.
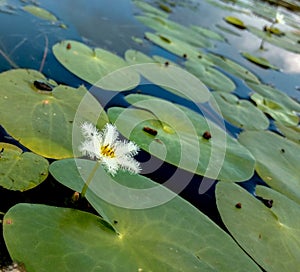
[275,12,285,24]
[79,122,141,176]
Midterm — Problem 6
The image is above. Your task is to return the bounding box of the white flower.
[79,122,141,176]
[275,12,285,24]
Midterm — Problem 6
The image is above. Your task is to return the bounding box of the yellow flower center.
[100,144,115,158]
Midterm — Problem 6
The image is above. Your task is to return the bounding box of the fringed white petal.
[102,123,118,147]
[79,122,141,176]
[101,157,119,176]
[115,140,139,157]
[80,122,101,140]
[116,156,141,174]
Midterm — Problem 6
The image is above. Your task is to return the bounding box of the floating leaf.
[248,25,300,54]
[224,16,247,29]
[145,32,202,59]
[137,15,212,48]
[185,59,236,92]
[53,40,140,91]
[216,182,300,272]
[125,50,211,102]
[211,92,269,130]
[205,53,260,83]
[12,157,264,272]
[247,82,300,113]
[275,121,300,144]
[0,142,48,191]
[241,52,279,70]
[251,93,299,126]
[0,69,108,159]
[23,5,58,22]
[108,94,255,182]
[132,0,169,18]
[239,130,300,203]
[190,25,225,41]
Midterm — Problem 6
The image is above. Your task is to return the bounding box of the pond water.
[0,0,300,270]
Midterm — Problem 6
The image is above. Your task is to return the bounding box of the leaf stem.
[81,161,101,198]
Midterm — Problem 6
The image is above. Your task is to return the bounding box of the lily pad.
[216,182,300,272]
[275,121,300,144]
[210,92,269,130]
[53,40,140,91]
[108,94,255,182]
[0,69,108,159]
[23,5,58,22]
[0,142,49,191]
[241,52,279,70]
[251,92,299,126]
[239,130,300,203]
[248,25,300,54]
[144,32,203,59]
[125,50,211,102]
[190,25,225,41]
[137,15,212,48]
[3,159,261,271]
[224,16,247,29]
[185,59,236,92]
[205,53,260,83]
[132,0,169,18]
[247,82,300,113]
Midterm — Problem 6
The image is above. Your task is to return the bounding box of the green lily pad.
[125,50,211,103]
[0,69,108,159]
[205,53,260,83]
[248,25,300,54]
[216,182,300,272]
[137,15,212,48]
[23,5,58,22]
[144,32,203,59]
[210,92,269,130]
[0,142,49,191]
[275,121,300,144]
[241,52,279,70]
[239,130,300,203]
[247,82,300,113]
[251,93,299,126]
[132,0,169,18]
[190,25,225,41]
[3,159,261,271]
[108,94,255,182]
[185,59,236,92]
[53,40,140,91]
[224,16,247,29]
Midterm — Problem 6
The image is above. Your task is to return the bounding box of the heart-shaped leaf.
[0,69,108,159]
[1,157,260,272]
[239,130,300,203]
[0,142,49,191]
[210,92,269,130]
[108,94,255,182]
[216,182,300,272]
[53,40,140,91]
